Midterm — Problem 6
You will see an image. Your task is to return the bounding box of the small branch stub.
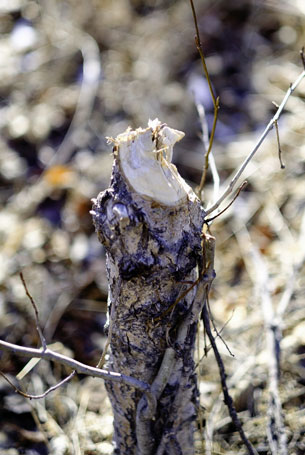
[92,120,207,455]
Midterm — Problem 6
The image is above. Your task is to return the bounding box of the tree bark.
[91,120,207,455]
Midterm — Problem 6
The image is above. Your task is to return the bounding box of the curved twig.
[0,370,76,400]
[206,69,305,216]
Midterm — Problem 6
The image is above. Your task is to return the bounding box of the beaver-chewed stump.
[91,119,208,455]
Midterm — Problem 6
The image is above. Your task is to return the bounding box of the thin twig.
[96,278,121,369]
[20,272,47,351]
[200,235,256,454]
[0,370,76,400]
[202,303,257,455]
[189,0,220,198]
[206,68,305,216]
[274,119,285,169]
[204,355,256,455]
[205,181,248,223]
[196,310,235,366]
[198,97,220,196]
[196,321,205,453]
[0,339,150,393]
[300,47,305,70]
[196,103,220,204]
[189,0,217,106]
[207,301,235,358]
[153,274,202,322]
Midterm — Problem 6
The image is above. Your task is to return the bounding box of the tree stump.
[91,120,207,455]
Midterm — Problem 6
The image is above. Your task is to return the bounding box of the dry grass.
[0,1,305,454]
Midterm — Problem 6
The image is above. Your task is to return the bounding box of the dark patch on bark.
[92,159,206,454]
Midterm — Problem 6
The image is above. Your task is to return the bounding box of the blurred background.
[0,0,305,454]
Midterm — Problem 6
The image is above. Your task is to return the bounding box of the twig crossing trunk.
[92,121,208,455]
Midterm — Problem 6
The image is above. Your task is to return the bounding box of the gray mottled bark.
[91,121,207,455]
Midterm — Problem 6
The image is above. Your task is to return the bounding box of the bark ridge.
[92,121,206,454]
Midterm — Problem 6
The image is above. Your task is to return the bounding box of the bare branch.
[196,310,235,366]
[189,0,220,199]
[198,234,257,455]
[205,181,247,223]
[189,0,217,106]
[96,278,121,369]
[202,303,257,455]
[274,119,285,169]
[20,272,47,351]
[196,103,220,204]
[191,234,256,454]
[0,339,150,393]
[0,370,76,400]
[300,47,305,70]
[206,300,235,358]
[198,97,220,196]
[206,69,305,216]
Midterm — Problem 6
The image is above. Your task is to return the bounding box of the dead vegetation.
[0,0,305,454]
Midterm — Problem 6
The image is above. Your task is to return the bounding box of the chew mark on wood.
[108,118,194,206]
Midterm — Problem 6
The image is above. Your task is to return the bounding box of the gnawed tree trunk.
[91,120,211,455]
